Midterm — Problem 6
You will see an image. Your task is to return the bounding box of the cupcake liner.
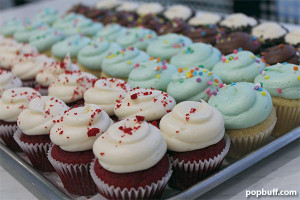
[47,146,97,196]
[227,118,276,159]
[168,135,230,190]
[22,79,37,88]
[90,159,173,200]
[0,124,22,151]
[13,128,54,172]
[272,105,300,137]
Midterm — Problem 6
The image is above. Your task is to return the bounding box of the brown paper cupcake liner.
[272,105,300,137]
[0,124,22,151]
[168,135,230,190]
[14,129,54,172]
[47,146,97,196]
[90,159,173,200]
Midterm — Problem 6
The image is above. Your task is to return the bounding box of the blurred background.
[0,0,299,24]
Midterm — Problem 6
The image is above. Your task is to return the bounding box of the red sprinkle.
[136,115,145,122]
[87,128,100,137]
[130,93,138,100]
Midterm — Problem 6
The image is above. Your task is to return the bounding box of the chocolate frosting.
[156,19,191,35]
[183,25,219,45]
[215,32,261,55]
[262,44,300,65]
[67,4,91,16]
[133,14,165,31]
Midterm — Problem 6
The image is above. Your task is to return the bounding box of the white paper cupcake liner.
[272,105,300,137]
[90,158,173,200]
[47,146,97,196]
[0,123,22,151]
[13,128,54,172]
[227,118,276,159]
[168,135,230,190]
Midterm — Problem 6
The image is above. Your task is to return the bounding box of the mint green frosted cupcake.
[167,66,222,102]
[128,57,177,91]
[212,50,266,84]
[29,27,64,56]
[170,43,221,70]
[95,24,126,42]
[116,27,157,51]
[32,8,60,25]
[13,21,47,43]
[1,18,22,37]
[77,38,122,77]
[51,35,91,61]
[146,33,193,61]
[101,47,149,80]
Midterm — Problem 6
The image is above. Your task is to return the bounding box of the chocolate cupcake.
[133,14,165,32]
[285,28,300,48]
[220,13,257,33]
[163,5,193,22]
[215,32,261,55]
[261,44,300,65]
[183,24,220,45]
[67,4,91,16]
[156,19,191,35]
[188,13,222,27]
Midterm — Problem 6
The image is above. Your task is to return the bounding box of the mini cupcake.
[12,54,53,88]
[251,22,287,47]
[146,33,193,61]
[114,88,176,126]
[1,18,22,37]
[14,96,68,172]
[212,50,266,84]
[183,24,219,45]
[136,3,164,16]
[285,28,300,48]
[0,69,22,97]
[167,66,222,102]
[78,38,122,77]
[163,5,193,21]
[95,0,121,10]
[208,82,277,158]
[160,101,230,189]
[90,117,171,200]
[254,63,299,136]
[116,27,157,51]
[29,27,65,56]
[215,32,261,55]
[13,21,47,43]
[48,71,97,107]
[188,13,221,27]
[220,13,257,33]
[101,47,149,80]
[48,104,113,196]
[95,23,127,42]
[261,44,300,65]
[51,34,91,61]
[170,43,221,70]
[84,78,130,118]
[32,8,60,25]
[128,57,177,91]
[0,87,40,151]
[35,53,79,95]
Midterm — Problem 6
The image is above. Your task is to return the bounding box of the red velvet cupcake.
[90,117,172,200]
[14,96,69,172]
[160,101,230,190]
[48,104,113,196]
[0,87,40,151]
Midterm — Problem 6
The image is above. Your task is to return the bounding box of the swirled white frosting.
[0,87,41,122]
[17,96,69,135]
[84,78,130,116]
[0,69,22,97]
[188,13,221,26]
[36,53,79,87]
[160,101,224,152]
[12,54,53,80]
[137,3,164,15]
[96,0,121,9]
[117,1,139,12]
[114,88,176,121]
[252,22,287,41]
[48,71,97,103]
[93,117,167,173]
[50,104,113,152]
[164,5,192,21]
[220,13,257,28]
[285,28,300,45]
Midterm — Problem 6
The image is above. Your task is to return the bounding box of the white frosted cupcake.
[220,13,257,33]
[285,28,300,48]
[0,69,22,97]
[164,5,193,21]
[136,3,164,16]
[188,12,221,27]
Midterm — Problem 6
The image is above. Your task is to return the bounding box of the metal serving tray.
[0,127,299,200]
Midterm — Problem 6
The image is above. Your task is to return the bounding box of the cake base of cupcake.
[271,97,300,137]
[13,129,54,172]
[226,106,277,158]
[48,145,97,196]
[167,136,230,190]
[90,155,172,200]
[0,122,22,151]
